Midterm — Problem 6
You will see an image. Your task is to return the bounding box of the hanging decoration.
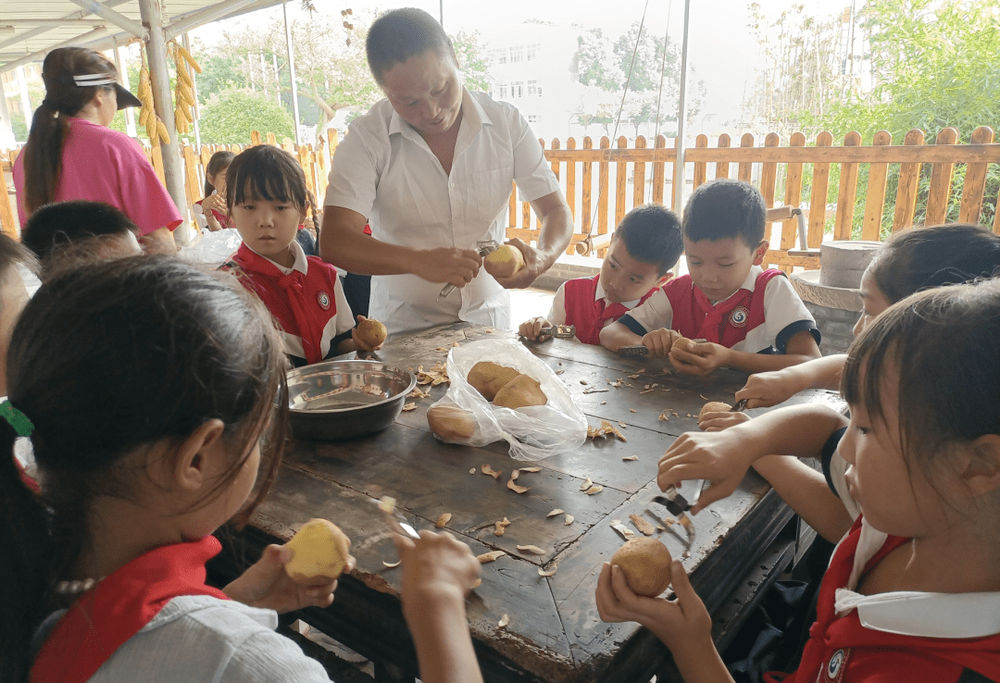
[170,40,201,136]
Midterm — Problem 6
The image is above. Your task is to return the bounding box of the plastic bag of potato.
[427,338,587,461]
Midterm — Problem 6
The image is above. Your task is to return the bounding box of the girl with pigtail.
[0,257,483,683]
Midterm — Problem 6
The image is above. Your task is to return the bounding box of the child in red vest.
[598,278,1000,681]
[601,180,821,374]
[519,204,683,345]
[5,258,482,682]
[222,145,379,366]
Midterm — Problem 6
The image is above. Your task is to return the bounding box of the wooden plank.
[670,135,682,212]
[767,251,821,271]
[683,142,1000,164]
[715,133,731,180]
[633,135,647,207]
[692,134,708,191]
[780,132,806,250]
[958,126,995,224]
[581,137,594,241]
[565,137,577,230]
[834,131,862,240]
[615,136,628,227]
[0,154,18,238]
[807,131,833,248]
[861,130,892,240]
[737,133,754,182]
[598,137,610,238]
[652,135,667,205]
[760,133,779,248]
[924,127,959,225]
[549,137,561,181]
[893,128,926,231]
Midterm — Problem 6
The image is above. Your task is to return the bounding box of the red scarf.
[31,536,228,683]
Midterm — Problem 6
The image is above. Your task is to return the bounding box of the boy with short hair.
[600,180,821,374]
[519,204,683,345]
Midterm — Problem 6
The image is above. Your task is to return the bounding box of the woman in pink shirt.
[13,47,181,254]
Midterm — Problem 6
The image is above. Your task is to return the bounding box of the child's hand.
[734,370,800,409]
[519,317,552,342]
[669,340,729,375]
[658,429,757,512]
[698,409,751,432]
[223,543,356,614]
[393,530,481,616]
[641,328,681,357]
[595,561,712,653]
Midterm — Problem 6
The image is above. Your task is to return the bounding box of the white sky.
[192,0,858,127]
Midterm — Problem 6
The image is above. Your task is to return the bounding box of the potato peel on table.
[498,614,510,628]
[629,513,656,536]
[546,508,564,517]
[516,544,546,555]
[477,550,506,563]
[435,512,452,528]
[494,517,511,536]
[481,464,502,479]
[507,479,530,494]
[538,563,558,577]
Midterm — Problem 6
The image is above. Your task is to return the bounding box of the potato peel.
[564,514,574,525]
[382,560,401,569]
[498,613,510,628]
[629,513,656,536]
[481,464,502,479]
[494,517,511,536]
[538,563,558,577]
[507,479,530,494]
[546,508,565,517]
[584,484,604,495]
[477,550,506,563]
[401,402,417,412]
[579,476,593,491]
[622,455,639,462]
[435,512,452,528]
[516,544,546,555]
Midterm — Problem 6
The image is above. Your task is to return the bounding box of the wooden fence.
[4,126,1000,272]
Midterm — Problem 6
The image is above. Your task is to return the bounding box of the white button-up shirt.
[324,89,560,335]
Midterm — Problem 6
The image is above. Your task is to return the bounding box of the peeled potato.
[610,537,673,597]
[672,336,697,353]
[284,518,351,583]
[492,373,547,409]
[699,401,733,420]
[484,244,526,279]
[468,361,521,401]
[427,403,477,441]
[355,318,387,348]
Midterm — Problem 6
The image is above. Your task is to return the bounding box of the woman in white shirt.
[321,8,572,335]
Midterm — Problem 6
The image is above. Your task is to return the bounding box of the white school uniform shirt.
[325,89,560,335]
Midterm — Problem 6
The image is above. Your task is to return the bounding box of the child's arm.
[735,354,847,408]
[752,456,854,542]
[658,403,849,511]
[596,561,733,683]
[669,329,822,376]
[394,531,483,683]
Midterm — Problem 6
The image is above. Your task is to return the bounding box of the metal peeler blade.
[438,239,500,299]
[375,496,420,539]
[523,323,576,341]
[732,398,749,412]
[617,344,649,358]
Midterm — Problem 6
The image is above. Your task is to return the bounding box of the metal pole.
[283,1,301,146]
[439,0,444,28]
[112,38,137,138]
[672,0,690,216]
[138,0,187,219]
[183,32,201,149]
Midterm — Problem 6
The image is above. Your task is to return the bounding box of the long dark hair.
[204,150,236,197]
[0,256,288,681]
[22,47,120,215]
[226,145,319,233]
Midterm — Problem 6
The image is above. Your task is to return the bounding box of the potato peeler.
[375,496,420,540]
[438,239,499,299]
[651,480,707,543]
[521,324,576,341]
[617,344,649,358]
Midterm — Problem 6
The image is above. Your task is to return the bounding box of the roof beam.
[0,0,130,52]
[165,0,263,40]
[0,19,107,27]
[0,26,108,72]
[67,0,147,40]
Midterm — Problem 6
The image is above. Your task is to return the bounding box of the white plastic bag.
[178,228,244,267]
[429,338,588,461]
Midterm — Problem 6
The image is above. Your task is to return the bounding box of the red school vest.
[663,269,784,348]
[768,518,1000,682]
[31,537,228,683]
[224,244,342,365]
[563,274,658,345]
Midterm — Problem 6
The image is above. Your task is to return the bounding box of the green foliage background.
[198,89,296,144]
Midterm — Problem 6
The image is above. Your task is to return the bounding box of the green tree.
[198,89,295,144]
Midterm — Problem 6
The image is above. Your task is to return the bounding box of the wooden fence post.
[598,136,610,242]
[924,127,959,225]
[807,131,834,247]
[780,132,806,250]
[737,133,754,182]
[861,131,892,240]
[692,134,708,192]
[634,135,647,207]
[581,137,593,241]
[652,135,667,205]
[614,136,628,227]
[716,133,731,179]
[958,126,995,224]
[834,131,862,240]
[760,132,780,244]
[565,137,577,230]
[892,129,925,231]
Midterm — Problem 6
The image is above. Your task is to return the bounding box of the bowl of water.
[287,360,416,440]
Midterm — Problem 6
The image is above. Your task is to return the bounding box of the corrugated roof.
[0,0,285,73]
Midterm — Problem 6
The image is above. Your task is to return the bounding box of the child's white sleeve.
[548,283,567,324]
[617,289,673,335]
[762,276,820,352]
[191,203,208,231]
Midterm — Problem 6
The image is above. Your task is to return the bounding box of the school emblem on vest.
[317,291,331,310]
[729,305,749,327]
[826,648,847,679]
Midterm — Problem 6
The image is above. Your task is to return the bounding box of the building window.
[510,46,524,63]
[527,114,539,123]
[527,80,538,96]
[512,81,523,98]
[497,49,507,64]
[498,83,509,99]
[526,44,539,61]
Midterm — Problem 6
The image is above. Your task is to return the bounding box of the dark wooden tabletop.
[222,323,843,682]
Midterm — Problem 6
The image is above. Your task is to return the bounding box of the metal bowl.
[287,360,417,440]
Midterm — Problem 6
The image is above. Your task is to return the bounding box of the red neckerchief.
[31,536,228,683]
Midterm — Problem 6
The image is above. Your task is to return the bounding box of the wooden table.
[215,323,842,682]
